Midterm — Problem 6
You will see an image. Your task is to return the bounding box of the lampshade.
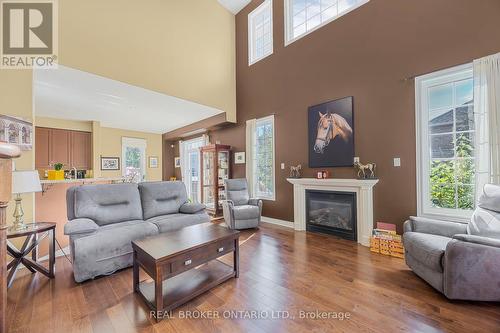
[12,171,42,194]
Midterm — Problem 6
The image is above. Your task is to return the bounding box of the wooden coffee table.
[132,223,239,320]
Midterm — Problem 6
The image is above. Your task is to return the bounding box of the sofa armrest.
[452,234,500,247]
[248,198,263,221]
[405,216,468,238]
[64,218,99,236]
[221,200,235,229]
[444,236,500,301]
[179,202,206,214]
[248,198,262,207]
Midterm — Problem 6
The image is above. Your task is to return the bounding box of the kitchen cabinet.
[50,128,71,167]
[70,131,92,169]
[35,127,92,170]
[35,127,51,169]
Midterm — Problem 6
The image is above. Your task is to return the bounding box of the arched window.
[0,120,6,142]
[22,126,31,144]
[8,123,19,144]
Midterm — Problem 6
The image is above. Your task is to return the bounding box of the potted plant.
[48,162,65,180]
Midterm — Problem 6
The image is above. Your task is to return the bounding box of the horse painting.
[313,112,353,154]
[308,96,354,167]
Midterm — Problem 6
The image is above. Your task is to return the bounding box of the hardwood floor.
[7,223,500,333]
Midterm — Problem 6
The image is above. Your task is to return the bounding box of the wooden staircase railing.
[0,142,21,332]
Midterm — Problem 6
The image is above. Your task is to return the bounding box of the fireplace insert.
[305,190,357,240]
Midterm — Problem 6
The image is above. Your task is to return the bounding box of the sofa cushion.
[403,232,451,273]
[147,213,210,233]
[232,205,260,220]
[179,202,206,214]
[468,207,500,238]
[72,220,158,277]
[225,179,250,206]
[73,183,143,226]
[477,184,500,213]
[139,181,188,219]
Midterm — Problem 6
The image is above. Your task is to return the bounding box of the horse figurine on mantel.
[314,112,353,154]
[354,160,377,179]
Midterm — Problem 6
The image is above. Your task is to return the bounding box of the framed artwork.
[308,96,354,167]
[174,157,181,168]
[101,157,120,170]
[234,152,245,164]
[0,114,33,150]
[149,156,159,168]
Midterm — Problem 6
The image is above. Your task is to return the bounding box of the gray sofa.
[64,181,209,282]
[222,178,262,230]
[403,184,500,301]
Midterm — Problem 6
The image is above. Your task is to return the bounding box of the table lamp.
[12,171,42,230]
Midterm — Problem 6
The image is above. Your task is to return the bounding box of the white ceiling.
[217,0,251,14]
[33,65,224,134]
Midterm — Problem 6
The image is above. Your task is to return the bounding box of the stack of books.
[370,223,404,259]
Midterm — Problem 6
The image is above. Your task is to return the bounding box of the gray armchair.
[403,184,500,301]
[222,178,262,230]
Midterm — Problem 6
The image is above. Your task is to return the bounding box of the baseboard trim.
[261,216,295,229]
[38,246,71,262]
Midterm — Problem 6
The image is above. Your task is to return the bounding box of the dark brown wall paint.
[165,0,500,233]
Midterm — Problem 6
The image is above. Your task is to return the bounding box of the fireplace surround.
[287,178,379,246]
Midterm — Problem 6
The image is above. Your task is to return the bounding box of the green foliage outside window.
[430,133,474,210]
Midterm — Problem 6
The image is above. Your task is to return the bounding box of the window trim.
[121,137,147,181]
[252,115,276,201]
[248,0,273,66]
[415,63,474,223]
[284,0,370,46]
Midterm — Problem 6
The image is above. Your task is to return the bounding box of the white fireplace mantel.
[287,178,379,247]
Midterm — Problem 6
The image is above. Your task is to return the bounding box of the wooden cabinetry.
[70,131,92,169]
[35,127,51,169]
[35,127,92,170]
[200,144,231,216]
[49,128,71,167]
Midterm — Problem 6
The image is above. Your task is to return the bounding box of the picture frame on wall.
[234,152,245,164]
[174,157,181,168]
[308,96,354,167]
[149,156,159,168]
[101,157,120,170]
[0,114,33,151]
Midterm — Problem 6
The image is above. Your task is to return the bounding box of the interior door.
[186,150,201,203]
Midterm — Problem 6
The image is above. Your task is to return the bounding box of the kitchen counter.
[40,177,127,184]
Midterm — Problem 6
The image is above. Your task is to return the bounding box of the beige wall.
[35,116,92,132]
[0,71,34,226]
[95,125,163,181]
[59,0,236,121]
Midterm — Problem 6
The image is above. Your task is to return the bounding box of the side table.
[7,222,56,288]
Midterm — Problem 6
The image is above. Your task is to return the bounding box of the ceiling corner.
[217,0,251,15]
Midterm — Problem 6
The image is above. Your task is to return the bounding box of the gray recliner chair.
[403,184,500,301]
[222,178,262,230]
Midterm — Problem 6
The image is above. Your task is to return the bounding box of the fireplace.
[306,190,357,240]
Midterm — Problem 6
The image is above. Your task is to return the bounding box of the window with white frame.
[416,64,475,221]
[122,137,147,182]
[285,0,369,45]
[251,115,275,200]
[248,0,273,65]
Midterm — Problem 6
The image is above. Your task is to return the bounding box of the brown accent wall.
[165,0,500,233]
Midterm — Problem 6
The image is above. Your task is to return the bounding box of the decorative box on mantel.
[286,178,379,247]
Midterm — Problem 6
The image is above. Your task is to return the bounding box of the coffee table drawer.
[168,238,235,276]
